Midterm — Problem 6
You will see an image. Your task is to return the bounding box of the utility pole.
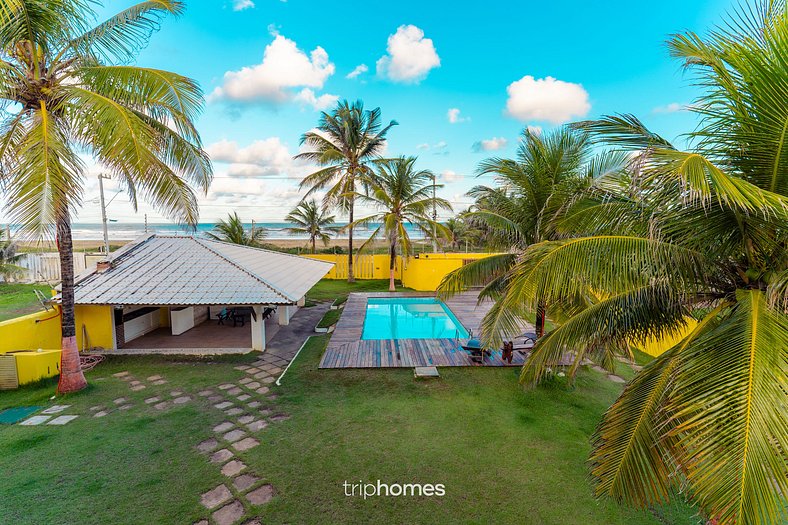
[431,173,438,253]
[144,214,148,234]
[97,174,111,256]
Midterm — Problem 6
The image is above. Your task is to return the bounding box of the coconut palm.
[0,229,23,280]
[205,212,266,247]
[295,100,397,283]
[284,199,340,254]
[439,127,629,336]
[446,4,788,523]
[0,1,212,393]
[350,156,451,291]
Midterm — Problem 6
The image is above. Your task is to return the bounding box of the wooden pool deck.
[319,291,533,368]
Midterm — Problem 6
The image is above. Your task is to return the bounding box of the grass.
[0,283,53,321]
[331,296,347,308]
[0,338,698,524]
[316,309,341,329]
[306,279,413,304]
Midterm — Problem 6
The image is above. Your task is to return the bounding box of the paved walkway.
[256,302,330,370]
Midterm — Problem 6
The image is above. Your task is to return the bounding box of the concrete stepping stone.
[193,520,208,525]
[113,398,127,405]
[144,397,160,404]
[129,380,142,385]
[236,394,251,402]
[234,365,250,371]
[238,378,253,385]
[591,365,608,374]
[259,409,272,417]
[47,415,78,425]
[152,379,167,385]
[233,473,260,492]
[208,395,224,402]
[241,520,262,525]
[212,500,244,525]
[173,396,191,405]
[246,367,261,374]
[270,414,290,423]
[245,484,274,505]
[20,415,51,425]
[197,438,219,453]
[245,381,261,389]
[198,390,214,397]
[225,408,244,416]
[253,372,269,380]
[94,411,108,418]
[214,421,235,433]
[227,387,243,396]
[201,484,232,509]
[232,437,259,452]
[260,376,276,385]
[220,460,246,477]
[89,405,102,412]
[218,384,234,390]
[247,420,268,432]
[112,371,130,377]
[147,375,162,381]
[256,387,269,395]
[170,391,183,397]
[214,402,233,410]
[223,429,246,443]
[237,415,255,425]
[210,449,234,464]
[154,401,169,410]
[247,401,261,409]
[41,405,71,415]
[119,404,133,411]
[131,385,146,391]
[608,375,627,383]
[267,394,279,401]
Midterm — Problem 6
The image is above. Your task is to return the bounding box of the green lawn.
[306,279,413,303]
[316,308,341,329]
[0,283,53,321]
[0,338,697,524]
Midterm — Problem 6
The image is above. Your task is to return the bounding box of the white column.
[251,305,266,351]
[278,305,292,326]
[297,296,305,307]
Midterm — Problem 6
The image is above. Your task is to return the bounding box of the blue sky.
[50,0,733,223]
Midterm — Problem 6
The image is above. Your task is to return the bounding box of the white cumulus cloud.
[376,25,440,83]
[441,170,463,183]
[652,102,688,114]
[447,108,468,124]
[527,125,542,135]
[210,34,336,107]
[472,137,508,152]
[346,64,368,79]
[207,138,313,180]
[232,0,254,11]
[505,75,590,124]
[294,88,339,111]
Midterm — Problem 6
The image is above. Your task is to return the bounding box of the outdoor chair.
[217,308,232,325]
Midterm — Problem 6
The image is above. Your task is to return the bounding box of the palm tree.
[0,1,212,393]
[295,100,397,283]
[284,199,340,254]
[444,4,788,523]
[440,127,629,336]
[350,156,451,291]
[205,212,266,246]
[0,229,23,280]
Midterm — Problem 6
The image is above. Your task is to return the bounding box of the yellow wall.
[634,317,699,357]
[0,309,62,353]
[303,252,499,291]
[75,305,115,351]
[0,304,115,354]
[14,350,62,384]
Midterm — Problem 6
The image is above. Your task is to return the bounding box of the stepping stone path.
[173,396,191,405]
[223,429,246,443]
[608,374,627,383]
[41,405,70,415]
[20,415,51,425]
[145,397,160,404]
[47,415,78,425]
[246,484,274,505]
[232,437,259,452]
[197,438,219,453]
[201,484,232,509]
[154,402,169,410]
[214,421,235,433]
[220,460,246,477]
[212,500,244,525]
[225,407,244,416]
[246,420,267,432]
[238,415,255,425]
[94,411,108,418]
[232,474,259,492]
[113,398,126,405]
[210,449,234,464]
[215,402,233,410]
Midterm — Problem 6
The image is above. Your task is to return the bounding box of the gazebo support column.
[251,305,266,351]
[278,305,294,326]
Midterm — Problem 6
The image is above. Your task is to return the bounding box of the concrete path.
[258,302,330,368]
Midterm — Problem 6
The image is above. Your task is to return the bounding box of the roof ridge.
[191,237,295,302]
[200,237,332,263]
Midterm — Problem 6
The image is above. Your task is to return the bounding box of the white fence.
[15,252,104,283]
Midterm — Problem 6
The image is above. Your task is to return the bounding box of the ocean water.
[51,222,426,241]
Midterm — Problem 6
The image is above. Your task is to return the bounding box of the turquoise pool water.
[361,297,469,340]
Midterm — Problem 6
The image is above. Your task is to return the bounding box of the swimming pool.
[361,297,469,340]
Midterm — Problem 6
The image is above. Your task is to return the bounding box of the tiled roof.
[71,234,334,306]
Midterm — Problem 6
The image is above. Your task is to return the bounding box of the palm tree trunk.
[535,301,547,338]
[311,236,316,254]
[56,212,88,394]
[389,241,396,292]
[347,196,355,283]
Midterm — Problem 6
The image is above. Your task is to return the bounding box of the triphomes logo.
[344,480,446,499]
